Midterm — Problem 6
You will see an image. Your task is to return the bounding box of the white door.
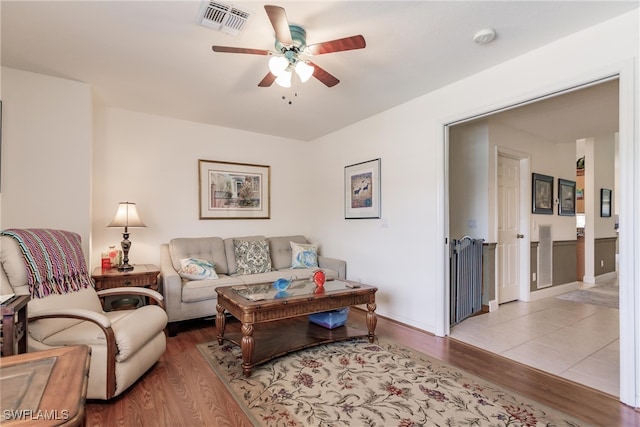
[497,155,521,303]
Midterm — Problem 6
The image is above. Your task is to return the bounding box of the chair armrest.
[30,308,117,399]
[318,256,347,279]
[97,287,165,308]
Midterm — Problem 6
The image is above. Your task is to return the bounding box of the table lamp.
[107,202,146,271]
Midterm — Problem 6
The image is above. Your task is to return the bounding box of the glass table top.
[230,279,360,302]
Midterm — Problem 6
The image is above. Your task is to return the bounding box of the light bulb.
[295,61,314,83]
[275,69,292,88]
[268,56,289,76]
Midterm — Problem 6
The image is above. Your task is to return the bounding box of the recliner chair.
[0,230,168,400]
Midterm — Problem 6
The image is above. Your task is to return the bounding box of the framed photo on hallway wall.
[532,173,553,215]
[198,159,270,219]
[600,188,612,217]
[345,158,381,219]
[558,178,576,216]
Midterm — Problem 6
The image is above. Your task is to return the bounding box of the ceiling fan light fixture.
[275,69,292,88]
[295,61,314,83]
[268,55,289,76]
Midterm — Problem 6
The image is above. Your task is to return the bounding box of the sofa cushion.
[233,239,272,275]
[267,235,309,270]
[178,258,218,281]
[181,275,243,303]
[169,237,228,275]
[224,236,266,274]
[290,241,319,269]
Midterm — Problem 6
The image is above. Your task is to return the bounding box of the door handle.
[516,234,524,239]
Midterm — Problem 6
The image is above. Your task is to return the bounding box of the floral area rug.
[197,337,586,427]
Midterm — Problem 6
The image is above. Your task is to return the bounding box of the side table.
[1,345,91,426]
[92,264,159,310]
[1,295,30,357]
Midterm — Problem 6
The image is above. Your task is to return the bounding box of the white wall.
[1,67,92,256]
[449,121,489,240]
[307,10,638,336]
[91,107,313,269]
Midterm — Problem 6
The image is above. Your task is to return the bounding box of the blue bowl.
[272,278,292,291]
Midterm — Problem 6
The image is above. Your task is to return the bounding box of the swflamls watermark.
[3,409,70,421]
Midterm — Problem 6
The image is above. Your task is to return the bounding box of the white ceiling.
[1,1,635,141]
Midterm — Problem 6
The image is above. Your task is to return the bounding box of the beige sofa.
[159,235,346,335]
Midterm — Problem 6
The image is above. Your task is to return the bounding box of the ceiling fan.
[211,5,366,88]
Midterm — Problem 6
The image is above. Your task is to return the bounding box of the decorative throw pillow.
[178,258,218,281]
[234,240,272,275]
[290,241,318,269]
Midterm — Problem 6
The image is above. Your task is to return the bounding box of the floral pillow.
[234,240,272,275]
[178,258,218,281]
[290,241,318,269]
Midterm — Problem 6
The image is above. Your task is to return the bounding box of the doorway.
[447,77,621,395]
[497,153,525,304]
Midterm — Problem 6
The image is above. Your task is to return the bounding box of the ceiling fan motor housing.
[275,25,307,55]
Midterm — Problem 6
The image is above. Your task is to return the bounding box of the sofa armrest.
[318,256,346,279]
[160,244,183,320]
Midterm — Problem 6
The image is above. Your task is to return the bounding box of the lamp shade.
[275,69,292,88]
[268,56,289,76]
[107,202,146,229]
[295,61,314,83]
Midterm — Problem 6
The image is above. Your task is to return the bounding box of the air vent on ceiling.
[199,1,252,36]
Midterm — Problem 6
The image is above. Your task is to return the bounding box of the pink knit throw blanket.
[1,229,92,298]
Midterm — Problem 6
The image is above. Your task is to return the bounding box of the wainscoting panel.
[530,240,577,292]
[552,240,577,286]
[594,237,617,276]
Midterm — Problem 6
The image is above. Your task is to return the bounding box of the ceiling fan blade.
[264,5,292,45]
[212,46,270,55]
[307,35,366,55]
[258,72,276,87]
[308,62,339,87]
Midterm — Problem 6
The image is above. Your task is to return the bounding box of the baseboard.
[488,300,498,312]
[529,282,579,301]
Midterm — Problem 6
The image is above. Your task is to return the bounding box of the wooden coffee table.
[215,279,377,377]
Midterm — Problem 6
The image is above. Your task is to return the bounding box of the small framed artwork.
[558,178,576,216]
[198,159,270,219]
[600,188,612,217]
[532,173,553,215]
[345,158,381,219]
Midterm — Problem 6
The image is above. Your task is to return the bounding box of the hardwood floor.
[85,310,639,427]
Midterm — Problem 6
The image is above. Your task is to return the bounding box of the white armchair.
[0,232,168,400]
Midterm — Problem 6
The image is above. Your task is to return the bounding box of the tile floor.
[449,280,619,397]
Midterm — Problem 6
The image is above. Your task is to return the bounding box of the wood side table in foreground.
[1,295,30,357]
[1,345,91,426]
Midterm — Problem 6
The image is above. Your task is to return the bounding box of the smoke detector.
[473,28,496,45]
